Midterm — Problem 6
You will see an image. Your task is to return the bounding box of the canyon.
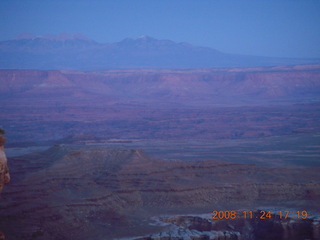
[0,65,319,239]
[0,65,320,144]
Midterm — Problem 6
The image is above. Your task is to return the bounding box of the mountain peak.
[2,33,320,69]
[136,35,156,41]
[119,35,158,43]
[14,33,92,42]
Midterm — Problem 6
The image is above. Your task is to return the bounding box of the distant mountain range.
[0,33,319,70]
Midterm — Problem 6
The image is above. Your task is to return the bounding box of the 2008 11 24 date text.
[211,210,308,220]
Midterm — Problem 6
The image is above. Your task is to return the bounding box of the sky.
[0,0,320,58]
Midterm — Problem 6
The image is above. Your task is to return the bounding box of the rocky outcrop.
[134,212,320,240]
[0,130,10,240]
[135,228,240,240]
[0,130,10,193]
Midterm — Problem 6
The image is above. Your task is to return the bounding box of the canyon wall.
[1,65,320,144]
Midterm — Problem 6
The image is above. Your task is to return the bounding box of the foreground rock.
[0,129,10,192]
[0,129,10,240]
[132,211,320,240]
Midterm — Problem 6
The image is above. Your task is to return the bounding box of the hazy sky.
[1,0,319,58]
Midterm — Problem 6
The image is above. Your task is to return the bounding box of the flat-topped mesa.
[0,129,10,193]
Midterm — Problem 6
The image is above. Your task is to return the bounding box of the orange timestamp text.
[211,210,308,220]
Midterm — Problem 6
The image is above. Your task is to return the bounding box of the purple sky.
[0,0,319,58]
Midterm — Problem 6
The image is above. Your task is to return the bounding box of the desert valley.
[0,63,319,239]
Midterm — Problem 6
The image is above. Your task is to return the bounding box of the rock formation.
[0,129,9,240]
[0,129,10,193]
[133,212,320,240]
